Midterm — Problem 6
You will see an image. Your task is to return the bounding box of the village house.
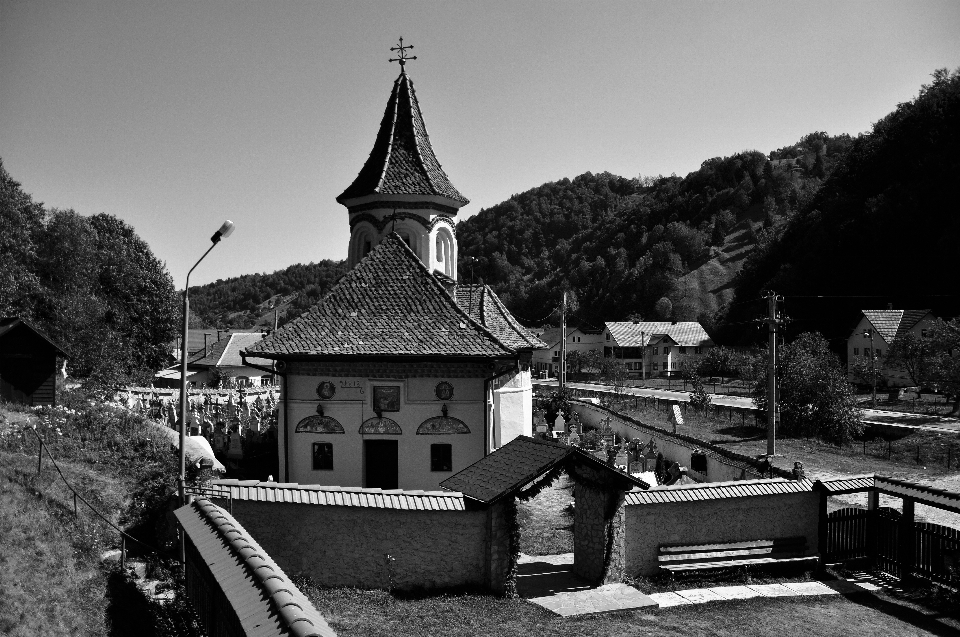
[604,321,714,377]
[155,332,274,388]
[846,308,936,387]
[243,65,545,491]
[532,321,714,379]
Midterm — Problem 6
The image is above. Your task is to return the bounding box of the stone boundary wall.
[225,499,511,594]
[624,489,820,577]
[571,400,793,482]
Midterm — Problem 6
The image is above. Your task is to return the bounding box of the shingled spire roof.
[455,284,547,352]
[245,233,513,359]
[336,70,469,208]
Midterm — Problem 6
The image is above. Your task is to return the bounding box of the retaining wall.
[227,498,510,593]
[572,400,790,483]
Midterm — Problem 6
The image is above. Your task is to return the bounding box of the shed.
[0,318,68,407]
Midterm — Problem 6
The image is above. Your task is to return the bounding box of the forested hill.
[455,133,852,330]
[725,67,960,344]
[187,260,347,329]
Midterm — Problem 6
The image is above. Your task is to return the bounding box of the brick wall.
[624,490,820,577]
[228,500,507,593]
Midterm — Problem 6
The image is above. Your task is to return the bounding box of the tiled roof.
[624,478,812,505]
[536,327,563,349]
[190,332,272,368]
[440,436,648,504]
[455,284,547,351]
[173,498,336,637]
[605,322,713,348]
[204,479,466,511]
[337,70,468,207]
[245,234,514,359]
[860,309,933,343]
[0,317,69,356]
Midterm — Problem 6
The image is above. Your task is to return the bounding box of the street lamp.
[179,220,235,503]
[863,329,877,408]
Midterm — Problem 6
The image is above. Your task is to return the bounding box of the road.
[533,380,960,434]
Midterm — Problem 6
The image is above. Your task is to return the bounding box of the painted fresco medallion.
[435,381,454,401]
[316,381,336,400]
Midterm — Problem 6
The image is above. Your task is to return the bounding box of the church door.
[364,440,398,489]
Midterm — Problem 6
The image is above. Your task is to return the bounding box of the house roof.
[336,70,468,208]
[0,317,69,357]
[605,322,713,348]
[173,498,336,637]
[860,309,932,343]
[206,479,466,511]
[189,332,272,369]
[536,327,563,349]
[245,234,514,359]
[455,284,546,351]
[439,436,648,505]
[624,478,811,505]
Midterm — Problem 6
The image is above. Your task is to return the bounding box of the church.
[244,52,545,491]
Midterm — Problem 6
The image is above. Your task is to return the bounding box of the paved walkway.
[517,554,657,617]
[518,554,897,616]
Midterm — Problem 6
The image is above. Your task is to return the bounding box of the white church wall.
[281,367,487,491]
[492,368,533,448]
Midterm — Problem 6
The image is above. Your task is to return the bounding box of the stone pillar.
[573,481,607,582]
[486,500,513,595]
[572,481,626,584]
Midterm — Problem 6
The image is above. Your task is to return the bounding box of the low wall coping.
[174,498,336,637]
[205,479,467,511]
[625,477,813,505]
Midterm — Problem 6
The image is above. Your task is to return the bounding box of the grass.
[0,451,121,636]
[517,474,574,556]
[0,398,197,635]
[604,399,960,475]
[300,580,960,637]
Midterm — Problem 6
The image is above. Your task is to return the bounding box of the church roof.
[455,284,547,352]
[337,70,469,207]
[245,233,513,359]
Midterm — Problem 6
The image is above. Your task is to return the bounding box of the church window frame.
[435,227,454,278]
[312,442,334,470]
[430,444,453,472]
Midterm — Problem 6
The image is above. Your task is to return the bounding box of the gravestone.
[671,404,684,433]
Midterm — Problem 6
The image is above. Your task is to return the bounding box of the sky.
[2,0,959,288]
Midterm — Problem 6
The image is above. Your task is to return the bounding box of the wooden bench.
[658,537,818,573]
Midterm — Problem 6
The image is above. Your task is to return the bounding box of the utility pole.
[560,291,567,390]
[641,330,646,381]
[763,292,783,457]
[864,329,877,408]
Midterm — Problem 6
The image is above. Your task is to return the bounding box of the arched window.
[435,228,454,278]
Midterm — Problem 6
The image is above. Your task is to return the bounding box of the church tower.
[337,55,467,281]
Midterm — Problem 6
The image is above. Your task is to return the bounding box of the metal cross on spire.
[389,37,417,68]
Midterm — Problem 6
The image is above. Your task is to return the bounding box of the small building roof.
[204,479,466,511]
[455,284,546,352]
[0,317,69,357]
[337,70,468,208]
[189,332,272,369]
[440,436,648,505]
[859,309,932,343]
[173,498,336,637]
[605,321,713,348]
[245,234,514,359]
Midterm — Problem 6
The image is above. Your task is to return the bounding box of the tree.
[885,332,935,392]
[753,332,862,444]
[928,318,960,416]
[654,297,673,320]
[0,159,45,318]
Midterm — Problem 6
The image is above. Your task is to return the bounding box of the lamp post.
[179,220,235,503]
[864,329,877,408]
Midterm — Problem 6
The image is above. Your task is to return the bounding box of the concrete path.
[517,554,657,617]
[534,380,960,433]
